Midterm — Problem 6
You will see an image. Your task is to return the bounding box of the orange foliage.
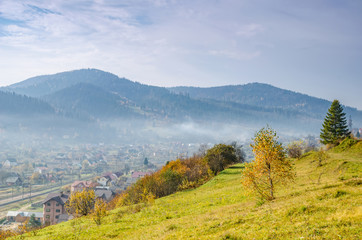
[0,229,16,240]
[113,155,212,207]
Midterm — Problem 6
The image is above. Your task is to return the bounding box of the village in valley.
[0,141,201,228]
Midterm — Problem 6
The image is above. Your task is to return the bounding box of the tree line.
[110,143,244,207]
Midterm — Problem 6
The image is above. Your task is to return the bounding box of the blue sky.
[0,0,361,109]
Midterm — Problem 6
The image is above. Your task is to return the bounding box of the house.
[131,171,151,179]
[94,188,115,202]
[6,211,43,223]
[3,158,17,168]
[112,171,124,179]
[55,153,70,161]
[34,167,49,174]
[70,180,95,192]
[42,192,69,225]
[6,176,22,186]
[97,176,111,186]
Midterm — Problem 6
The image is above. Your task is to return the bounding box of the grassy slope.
[14,143,362,240]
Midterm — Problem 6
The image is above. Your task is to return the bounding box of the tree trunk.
[268,168,274,200]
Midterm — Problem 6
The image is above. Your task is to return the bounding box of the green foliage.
[333,137,358,153]
[314,150,329,167]
[320,100,350,145]
[203,144,240,174]
[334,190,347,198]
[27,214,42,230]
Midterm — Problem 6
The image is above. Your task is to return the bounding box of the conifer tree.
[320,100,350,145]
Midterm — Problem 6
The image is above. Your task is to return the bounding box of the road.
[0,186,61,207]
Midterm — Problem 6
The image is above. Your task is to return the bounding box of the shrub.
[115,155,214,207]
[314,150,329,167]
[333,137,358,152]
[66,189,96,217]
[114,143,241,208]
[92,198,107,225]
[287,141,303,158]
[203,144,239,174]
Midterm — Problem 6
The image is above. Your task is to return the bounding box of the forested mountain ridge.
[2,69,361,137]
[0,91,54,115]
[42,83,142,120]
[169,84,361,120]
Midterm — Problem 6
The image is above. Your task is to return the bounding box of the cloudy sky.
[0,0,361,109]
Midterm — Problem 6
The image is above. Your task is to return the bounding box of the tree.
[81,160,90,173]
[231,141,246,163]
[315,149,329,167]
[124,164,130,174]
[65,189,96,217]
[320,100,350,145]
[92,198,107,226]
[143,157,148,166]
[203,144,239,174]
[287,141,303,159]
[27,214,41,230]
[348,115,353,132]
[242,127,295,201]
[30,172,41,184]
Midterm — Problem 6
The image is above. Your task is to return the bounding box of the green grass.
[12,144,362,240]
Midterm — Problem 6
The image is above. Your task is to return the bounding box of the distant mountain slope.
[0,90,54,115]
[3,68,360,134]
[43,83,142,120]
[169,83,362,122]
[3,69,220,120]
[4,69,275,123]
[3,69,133,97]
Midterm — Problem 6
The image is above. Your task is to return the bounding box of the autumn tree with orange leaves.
[242,127,295,201]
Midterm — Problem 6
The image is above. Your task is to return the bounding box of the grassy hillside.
[13,142,362,239]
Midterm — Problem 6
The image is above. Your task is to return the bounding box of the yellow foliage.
[65,189,96,217]
[92,198,107,226]
[242,127,295,200]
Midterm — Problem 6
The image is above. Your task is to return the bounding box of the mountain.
[43,83,142,120]
[4,69,291,124]
[169,84,362,120]
[2,68,361,143]
[0,90,54,116]
[3,69,218,121]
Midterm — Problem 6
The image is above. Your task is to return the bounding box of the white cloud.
[0,0,361,110]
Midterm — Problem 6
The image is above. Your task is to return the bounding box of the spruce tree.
[320,100,350,145]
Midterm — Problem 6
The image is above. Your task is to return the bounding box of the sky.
[0,0,361,109]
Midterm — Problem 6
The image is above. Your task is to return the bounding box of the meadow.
[11,142,362,239]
